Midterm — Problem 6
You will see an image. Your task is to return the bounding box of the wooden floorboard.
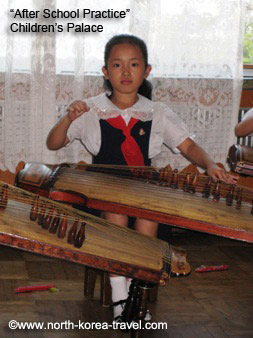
[0,229,252,337]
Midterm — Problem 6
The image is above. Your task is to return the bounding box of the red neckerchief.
[106,115,145,166]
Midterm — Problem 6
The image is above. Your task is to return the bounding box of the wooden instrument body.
[16,163,253,243]
[0,182,177,284]
[228,145,253,176]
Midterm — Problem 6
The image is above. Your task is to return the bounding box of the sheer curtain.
[0,0,245,172]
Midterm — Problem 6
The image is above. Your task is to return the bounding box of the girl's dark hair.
[103,34,152,100]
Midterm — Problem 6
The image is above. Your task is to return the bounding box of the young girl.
[47,34,236,322]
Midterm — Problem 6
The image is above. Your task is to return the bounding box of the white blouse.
[67,93,192,159]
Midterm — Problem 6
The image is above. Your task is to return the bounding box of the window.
[244,0,253,65]
[0,0,33,72]
[55,0,131,74]
[0,0,251,74]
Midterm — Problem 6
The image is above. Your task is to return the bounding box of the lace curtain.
[0,0,245,172]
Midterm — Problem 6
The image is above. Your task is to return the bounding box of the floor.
[0,227,252,338]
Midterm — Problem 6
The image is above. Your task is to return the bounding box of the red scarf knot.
[106,115,145,166]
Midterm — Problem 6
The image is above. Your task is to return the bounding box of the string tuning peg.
[146,167,154,181]
[189,174,198,194]
[42,207,54,230]
[202,177,212,198]
[236,188,242,210]
[149,169,160,185]
[226,184,235,206]
[68,219,79,244]
[162,167,170,186]
[170,169,178,189]
[37,203,46,226]
[58,214,67,238]
[49,211,61,234]
[213,180,220,202]
[139,167,145,179]
[158,168,167,186]
[74,222,86,248]
[182,173,191,192]
[30,195,39,221]
[133,166,144,179]
[183,173,197,194]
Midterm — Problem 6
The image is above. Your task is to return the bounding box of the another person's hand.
[67,100,90,121]
[207,164,238,184]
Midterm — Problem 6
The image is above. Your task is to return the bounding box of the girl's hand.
[207,164,238,184]
[67,100,90,121]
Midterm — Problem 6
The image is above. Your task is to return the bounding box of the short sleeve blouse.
[67,93,192,159]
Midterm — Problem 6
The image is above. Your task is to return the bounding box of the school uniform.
[67,93,191,164]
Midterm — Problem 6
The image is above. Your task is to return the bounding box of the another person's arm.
[234,108,253,137]
[234,117,253,137]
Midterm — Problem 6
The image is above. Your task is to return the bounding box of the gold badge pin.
[139,128,145,136]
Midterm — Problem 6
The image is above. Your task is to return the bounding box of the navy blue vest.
[93,119,152,166]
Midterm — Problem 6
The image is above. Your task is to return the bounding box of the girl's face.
[102,43,151,97]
